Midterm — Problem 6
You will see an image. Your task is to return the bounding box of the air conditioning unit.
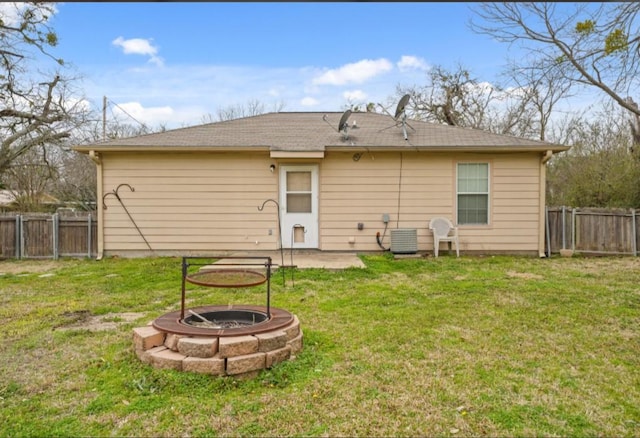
[390,228,418,254]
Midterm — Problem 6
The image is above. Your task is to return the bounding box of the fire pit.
[184,309,269,329]
[133,256,303,376]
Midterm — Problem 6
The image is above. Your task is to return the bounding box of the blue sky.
[38,2,527,129]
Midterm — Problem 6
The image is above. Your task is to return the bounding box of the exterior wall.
[319,151,541,254]
[101,152,279,255]
[100,150,542,256]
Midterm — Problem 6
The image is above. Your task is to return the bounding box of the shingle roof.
[74,111,569,153]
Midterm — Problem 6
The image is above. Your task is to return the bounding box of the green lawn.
[0,254,638,437]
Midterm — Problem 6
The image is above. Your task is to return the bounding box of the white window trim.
[456,162,491,226]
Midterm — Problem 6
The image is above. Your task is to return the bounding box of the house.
[0,190,61,212]
[73,111,569,258]
[0,190,14,211]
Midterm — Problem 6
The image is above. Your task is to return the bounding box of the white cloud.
[301,97,319,107]
[111,101,174,125]
[501,85,530,99]
[112,37,164,66]
[83,61,424,129]
[463,81,500,99]
[397,55,429,72]
[312,58,393,86]
[343,90,367,102]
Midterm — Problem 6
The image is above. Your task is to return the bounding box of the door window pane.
[287,172,311,191]
[287,194,311,213]
[286,171,312,213]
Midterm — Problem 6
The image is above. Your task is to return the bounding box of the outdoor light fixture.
[270,164,276,173]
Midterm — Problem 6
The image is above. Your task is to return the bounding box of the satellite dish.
[394,94,411,120]
[322,110,356,143]
[378,94,415,141]
[338,110,352,132]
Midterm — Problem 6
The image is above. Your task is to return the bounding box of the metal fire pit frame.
[180,256,272,320]
[153,304,294,337]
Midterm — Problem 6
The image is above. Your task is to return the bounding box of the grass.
[0,254,638,436]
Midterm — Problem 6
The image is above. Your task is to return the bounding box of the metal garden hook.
[102,183,153,251]
[258,199,285,284]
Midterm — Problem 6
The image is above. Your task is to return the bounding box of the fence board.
[59,216,97,257]
[547,207,638,256]
[22,214,53,258]
[0,212,97,259]
[0,216,18,258]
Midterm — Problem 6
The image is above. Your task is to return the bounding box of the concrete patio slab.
[211,251,366,270]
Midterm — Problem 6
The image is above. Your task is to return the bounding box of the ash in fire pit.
[184,309,268,329]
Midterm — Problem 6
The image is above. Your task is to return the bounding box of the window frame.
[456,162,490,226]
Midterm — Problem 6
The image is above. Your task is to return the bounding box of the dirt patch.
[506,271,544,280]
[0,260,60,275]
[56,312,146,332]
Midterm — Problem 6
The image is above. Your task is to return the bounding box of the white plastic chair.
[428,217,459,257]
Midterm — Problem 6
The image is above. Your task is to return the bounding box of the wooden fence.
[546,207,638,256]
[0,212,97,259]
[1,208,637,259]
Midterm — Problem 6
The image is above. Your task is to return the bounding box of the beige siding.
[100,150,543,255]
[319,151,541,253]
[320,152,452,251]
[102,152,279,254]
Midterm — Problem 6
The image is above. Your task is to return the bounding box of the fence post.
[633,209,637,257]
[87,213,92,258]
[19,215,25,259]
[545,205,551,257]
[15,214,21,259]
[52,213,59,260]
[571,208,576,252]
[561,206,566,250]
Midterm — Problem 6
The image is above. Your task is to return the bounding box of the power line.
[105,97,148,129]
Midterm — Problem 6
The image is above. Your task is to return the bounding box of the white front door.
[279,165,319,248]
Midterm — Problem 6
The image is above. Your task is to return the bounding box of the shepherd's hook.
[258,199,285,284]
[102,183,153,252]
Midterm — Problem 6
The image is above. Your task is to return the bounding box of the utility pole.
[103,96,107,141]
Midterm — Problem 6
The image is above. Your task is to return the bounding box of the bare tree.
[396,64,543,139]
[626,97,640,155]
[502,58,574,141]
[2,145,58,212]
[400,65,491,127]
[546,102,640,207]
[204,99,287,122]
[470,2,640,116]
[0,3,88,178]
[51,146,96,211]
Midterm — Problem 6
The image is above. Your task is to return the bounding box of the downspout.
[89,151,104,260]
[539,150,553,257]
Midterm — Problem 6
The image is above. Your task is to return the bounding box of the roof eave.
[72,145,272,153]
[325,145,571,153]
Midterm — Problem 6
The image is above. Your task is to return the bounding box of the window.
[286,171,312,213]
[457,163,489,225]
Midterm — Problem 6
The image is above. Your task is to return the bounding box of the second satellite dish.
[322,109,356,142]
[394,94,411,120]
[338,109,352,132]
[378,94,415,141]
